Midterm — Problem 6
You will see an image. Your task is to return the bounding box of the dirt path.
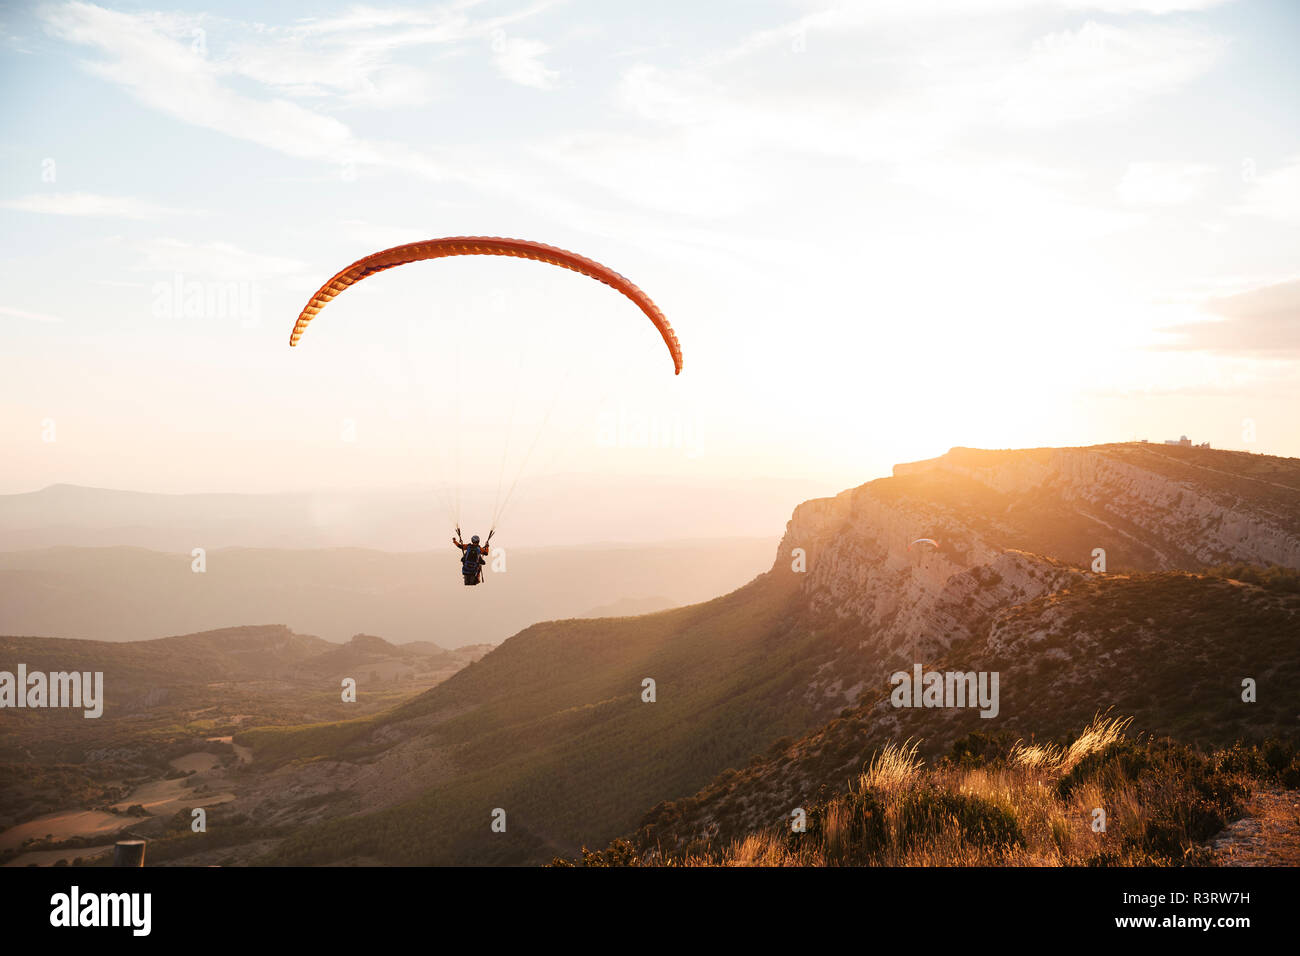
[1209,787,1300,866]
[207,736,253,764]
[0,809,124,852]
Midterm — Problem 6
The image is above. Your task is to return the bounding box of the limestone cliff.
[771,441,1299,704]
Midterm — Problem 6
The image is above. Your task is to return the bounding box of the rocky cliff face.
[771,442,1300,705]
[926,444,1300,567]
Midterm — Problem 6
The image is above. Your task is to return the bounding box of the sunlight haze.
[2,0,1298,526]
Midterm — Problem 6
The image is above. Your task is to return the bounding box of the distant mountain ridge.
[0,625,492,774]
[0,476,828,550]
[581,596,676,618]
[0,625,487,697]
[0,540,776,646]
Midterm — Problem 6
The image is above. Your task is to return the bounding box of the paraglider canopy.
[288,236,682,374]
[908,538,940,551]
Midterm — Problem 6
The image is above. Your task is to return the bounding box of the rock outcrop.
[770,441,1300,707]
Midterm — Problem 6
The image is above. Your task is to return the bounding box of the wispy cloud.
[1062,0,1233,12]
[0,191,197,219]
[0,305,66,323]
[233,4,564,99]
[133,238,308,281]
[1117,162,1216,205]
[547,10,1225,218]
[39,0,570,190]
[1234,156,1300,222]
[333,219,450,249]
[41,2,442,177]
[998,21,1223,126]
[491,35,560,89]
[1156,279,1300,357]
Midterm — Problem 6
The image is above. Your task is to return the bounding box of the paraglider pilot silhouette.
[453,529,492,586]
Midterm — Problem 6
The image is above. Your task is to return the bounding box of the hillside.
[0,625,488,847]
[629,568,1300,856]
[0,625,482,708]
[227,443,1300,866]
[251,571,821,864]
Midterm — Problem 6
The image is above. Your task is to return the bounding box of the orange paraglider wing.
[289,236,682,374]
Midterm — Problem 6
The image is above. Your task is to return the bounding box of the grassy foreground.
[558,716,1300,866]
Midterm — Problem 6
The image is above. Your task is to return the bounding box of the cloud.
[1156,279,1300,356]
[576,12,1224,186]
[491,35,560,90]
[1234,156,1300,222]
[293,1,558,43]
[0,305,66,323]
[531,128,769,218]
[333,218,450,249]
[34,1,1238,272]
[133,238,308,281]
[40,1,569,185]
[998,21,1223,126]
[0,192,197,219]
[41,2,441,177]
[895,158,1145,239]
[228,45,438,109]
[1062,0,1232,11]
[518,3,1223,244]
[1116,162,1216,205]
[220,7,485,107]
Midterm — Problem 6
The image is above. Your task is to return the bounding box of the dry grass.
[858,739,922,795]
[620,715,1270,868]
[1009,714,1133,775]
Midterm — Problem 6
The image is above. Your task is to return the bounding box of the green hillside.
[259,569,844,863]
[629,568,1300,856]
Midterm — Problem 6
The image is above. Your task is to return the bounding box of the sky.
[2,0,1298,518]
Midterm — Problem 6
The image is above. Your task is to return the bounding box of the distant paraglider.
[908,538,940,551]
